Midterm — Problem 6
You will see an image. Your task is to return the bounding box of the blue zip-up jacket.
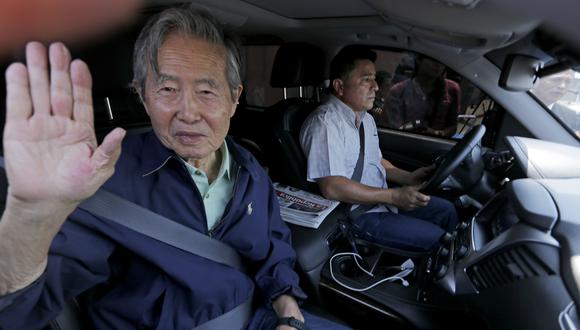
[0,131,306,329]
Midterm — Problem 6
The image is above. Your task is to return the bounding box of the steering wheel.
[420,125,486,194]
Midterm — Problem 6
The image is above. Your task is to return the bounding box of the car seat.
[264,42,326,193]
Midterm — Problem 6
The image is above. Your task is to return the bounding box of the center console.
[306,178,576,329]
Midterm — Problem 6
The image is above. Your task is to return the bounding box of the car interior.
[1,0,580,329]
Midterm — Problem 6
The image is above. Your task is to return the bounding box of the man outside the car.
[300,46,458,252]
[378,55,460,137]
[0,7,349,330]
[532,69,580,138]
[367,70,392,121]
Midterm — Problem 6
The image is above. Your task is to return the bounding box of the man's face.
[416,57,445,79]
[336,59,378,112]
[142,34,242,162]
[533,70,574,105]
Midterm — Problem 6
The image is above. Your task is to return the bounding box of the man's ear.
[230,85,243,118]
[139,94,150,116]
[133,81,150,115]
[332,79,343,96]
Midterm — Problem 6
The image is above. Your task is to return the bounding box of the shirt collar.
[140,131,258,181]
[179,142,232,180]
[218,142,232,180]
[328,94,367,129]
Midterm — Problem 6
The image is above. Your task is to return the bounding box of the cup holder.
[356,243,380,257]
[332,242,418,287]
[337,256,367,278]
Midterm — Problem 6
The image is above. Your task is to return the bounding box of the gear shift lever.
[337,220,371,270]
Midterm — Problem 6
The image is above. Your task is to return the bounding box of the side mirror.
[499,54,543,91]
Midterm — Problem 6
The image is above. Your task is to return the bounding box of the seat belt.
[348,121,378,219]
[0,157,252,330]
[348,120,397,219]
[350,121,366,183]
[78,189,245,272]
[79,189,252,330]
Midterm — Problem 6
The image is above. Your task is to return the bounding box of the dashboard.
[436,136,580,329]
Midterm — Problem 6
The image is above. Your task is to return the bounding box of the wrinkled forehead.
[150,33,228,79]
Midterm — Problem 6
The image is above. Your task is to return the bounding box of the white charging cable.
[329,252,415,292]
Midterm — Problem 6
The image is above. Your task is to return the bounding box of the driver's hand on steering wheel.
[391,186,430,211]
[407,164,436,186]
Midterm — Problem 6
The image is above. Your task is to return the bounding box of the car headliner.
[145,0,580,56]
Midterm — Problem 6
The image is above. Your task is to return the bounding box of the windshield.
[530,68,580,138]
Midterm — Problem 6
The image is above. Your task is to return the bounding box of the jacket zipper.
[179,159,211,236]
[208,164,241,238]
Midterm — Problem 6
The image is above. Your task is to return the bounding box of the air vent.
[466,245,555,291]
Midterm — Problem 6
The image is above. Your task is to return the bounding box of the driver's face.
[337,59,379,112]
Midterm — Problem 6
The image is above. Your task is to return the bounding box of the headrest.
[270,43,325,88]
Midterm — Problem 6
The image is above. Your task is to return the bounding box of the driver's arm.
[317,175,396,205]
[381,158,433,186]
[317,176,429,210]
[381,158,413,186]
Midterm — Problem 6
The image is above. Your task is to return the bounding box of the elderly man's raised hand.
[3,42,125,213]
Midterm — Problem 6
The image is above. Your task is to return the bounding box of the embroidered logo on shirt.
[247,202,253,216]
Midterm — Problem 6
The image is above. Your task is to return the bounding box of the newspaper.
[273,182,340,229]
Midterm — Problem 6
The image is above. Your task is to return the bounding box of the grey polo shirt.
[300,94,390,213]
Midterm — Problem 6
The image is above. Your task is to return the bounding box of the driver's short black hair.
[329,45,377,82]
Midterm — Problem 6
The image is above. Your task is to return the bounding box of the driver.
[300,46,458,252]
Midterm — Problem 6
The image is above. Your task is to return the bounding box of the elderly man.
[0,7,348,330]
[300,46,458,253]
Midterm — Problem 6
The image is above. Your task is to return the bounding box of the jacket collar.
[140,131,261,181]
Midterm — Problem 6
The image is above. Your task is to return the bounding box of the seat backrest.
[267,99,320,192]
[265,43,326,193]
[270,43,326,88]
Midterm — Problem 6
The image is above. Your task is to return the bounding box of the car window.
[530,69,580,139]
[370,50,502,146]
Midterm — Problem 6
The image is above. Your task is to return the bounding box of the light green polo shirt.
[182,143,235,231]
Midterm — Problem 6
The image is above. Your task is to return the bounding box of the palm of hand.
[4,116,100,204]
[3,42,124,208]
